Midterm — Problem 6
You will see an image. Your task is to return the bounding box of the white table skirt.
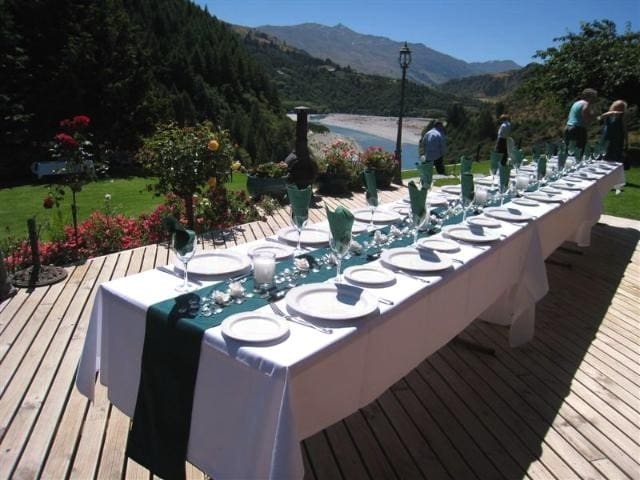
[76,162,624,480]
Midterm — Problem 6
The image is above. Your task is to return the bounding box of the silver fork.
[269,302,333,334]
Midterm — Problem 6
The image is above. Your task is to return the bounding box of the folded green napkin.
[511,147,523,169]
[461,172,475,202]
[287,184,312,219]
[499,162,511,191]
[460,156,473,174]
[531,144,541,162]
[325,205,354,249]
[415,161,433,189]
[537,155,547,179]
[408,180,428,219]
[490,151,501,173]
[163,216,195,256]
[545,142,555,158]
[362,169,378,207]
[557,151,567,171]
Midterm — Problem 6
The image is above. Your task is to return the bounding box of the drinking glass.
[474,186,489,210]
[172,233,196,292]
[252,251,276,292]
[329,233,351,282]
[291,207,309,256]
[410,209,429,247]
[515,175,530,197]
[366,194,379,231]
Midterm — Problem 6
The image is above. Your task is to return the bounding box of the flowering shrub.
[249,161,288,178]
[194,185,263,232]
[359,147,397,177]
[316,140,359,177]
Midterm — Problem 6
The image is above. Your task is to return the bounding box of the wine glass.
[172,233,196,292]
[291,207,308,257]
[329,233,351,282]
[366,193,379,231]
[410,207,429,247]
[514,174,530,197]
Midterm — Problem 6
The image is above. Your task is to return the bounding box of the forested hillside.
[439,64,539,100]
[0,0,293,181]
[239,29,476,117]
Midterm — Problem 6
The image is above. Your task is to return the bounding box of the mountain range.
[255,23,521,85]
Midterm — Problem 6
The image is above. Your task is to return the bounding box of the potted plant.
[246,161,289,199]
[315,139,359,195]
[359,146,397,188]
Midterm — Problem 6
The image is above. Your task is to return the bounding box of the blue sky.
[196,0,639,67]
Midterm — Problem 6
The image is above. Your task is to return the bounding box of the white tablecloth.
[76,162,624,480]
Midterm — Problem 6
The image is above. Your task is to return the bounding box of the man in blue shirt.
[422,121,447,174]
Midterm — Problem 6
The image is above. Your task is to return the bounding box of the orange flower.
[207,139,220,152]
[207,177,218,188]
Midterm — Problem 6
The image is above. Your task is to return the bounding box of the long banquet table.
[76,161,625,480]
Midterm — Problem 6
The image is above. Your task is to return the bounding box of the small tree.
[48,115,104,246]
[137,122,235,229]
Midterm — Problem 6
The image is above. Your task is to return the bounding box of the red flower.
[54,132,79,148]
[60,118,73,128]
[73,115,91,128]
[43,195,55,209]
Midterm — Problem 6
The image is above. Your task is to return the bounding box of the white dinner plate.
[343,265,396,287]
[524,192,564,203]
[221,312,289,343]
[512,197,539,207]
[540,186,562,195]
[278,226,330,246]
[351,222,369,234]
[248,243,295,261]
[440,184,461,195]
[484,207,533,222]
[179,251,251,276]
[444,225,501,243]
[388,204,411,216]
[416,237,460,252]
[519,165,537,172]
[475,176,495,186]
[352,208,401,224]
[577,171,599,180]
[467,216,502,228]
[286,283,378,320]
[402,193,449,207]
[549,181,583,191]
[381,247,453,272]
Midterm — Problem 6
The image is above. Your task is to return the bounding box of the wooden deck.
[1,184,638,480]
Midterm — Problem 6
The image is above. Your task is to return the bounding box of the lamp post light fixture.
[393,41,412,185]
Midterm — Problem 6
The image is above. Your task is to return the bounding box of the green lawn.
[0,173,250,243]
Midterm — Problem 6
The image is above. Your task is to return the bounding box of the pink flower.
[73,115,91,128]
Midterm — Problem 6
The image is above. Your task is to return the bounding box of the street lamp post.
[393,42,412,185]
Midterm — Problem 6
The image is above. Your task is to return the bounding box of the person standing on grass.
[564,88,598,157]
[422,120,447,175]
[495,114,511,165]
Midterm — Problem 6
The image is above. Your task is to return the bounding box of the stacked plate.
[343,265,396,287]
[484,207,533,222]
[178,251,252,277]
[278,226,330,246]
[352,208,401,224]
[416,237,460,252]
[222,313,289,343]
[286,283,378,321]
[248,243,295,260]
[444,225,501,243]
[467,217,501,228]
[381,247,453,272]
[525,192,564,203]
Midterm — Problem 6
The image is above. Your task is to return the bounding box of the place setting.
[483,206,534,222]
[442,223,503,243]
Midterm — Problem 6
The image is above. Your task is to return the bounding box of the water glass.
[366,194,378,231]
[291,207,309,256]
[515,175,530,196]
[172,234,196,292]
[329,234,351,282]
[253,251,276,292]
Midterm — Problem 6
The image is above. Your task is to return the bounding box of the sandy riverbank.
[287,113,431,145]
